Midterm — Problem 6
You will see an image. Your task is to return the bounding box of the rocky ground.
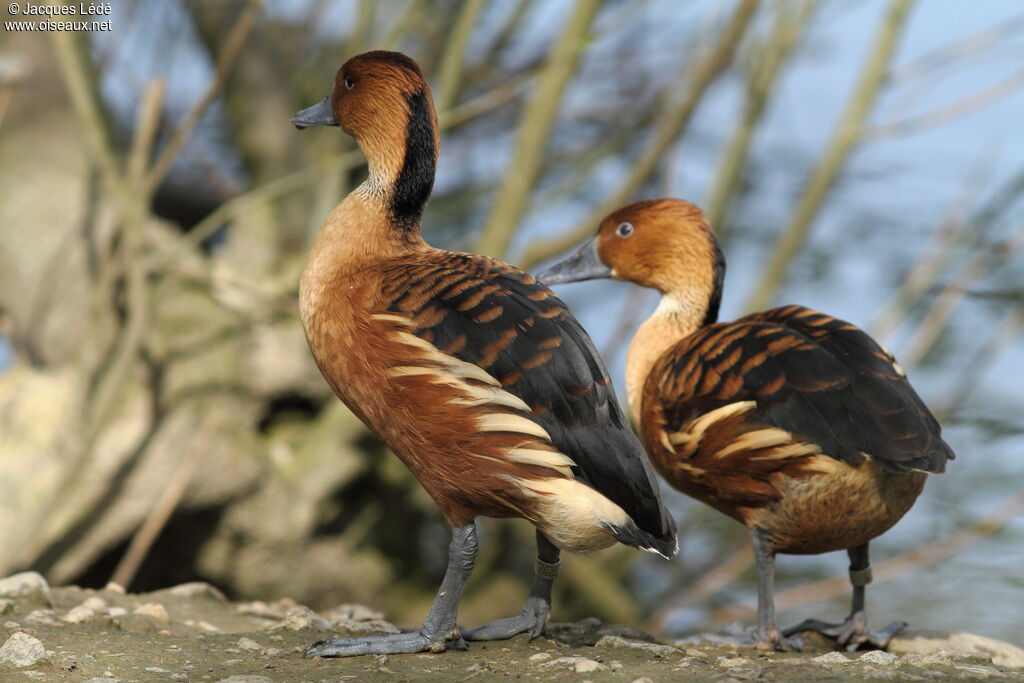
[0,572,1021,682]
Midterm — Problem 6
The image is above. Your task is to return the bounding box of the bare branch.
[435,0,486,116]
[519,0,760,270]
[866,68,1024,141]
[705,0,815,237]
[743,0,915,313]
[145,0,263,194]
[475,0,603,258]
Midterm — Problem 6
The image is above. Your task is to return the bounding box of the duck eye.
[344,76,355,90]
[616,221,634,238]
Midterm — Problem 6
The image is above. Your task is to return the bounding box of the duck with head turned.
[538,198,955,651]
[291,52,677,658]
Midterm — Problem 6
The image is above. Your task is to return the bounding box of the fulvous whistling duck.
[538,199,954,651]
[291,53,676,657]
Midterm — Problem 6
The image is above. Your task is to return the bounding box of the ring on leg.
[464,531,560,642]
[535,557,560,580]
[783,552,906,651]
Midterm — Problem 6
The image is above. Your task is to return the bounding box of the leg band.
[535,557,561,580]
[849,564,873,587]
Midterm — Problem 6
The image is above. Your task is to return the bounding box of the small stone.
[3,621,19,628]
[236,637,261,652]
[954,663,1001,677]
[859,650,898,666]
[274,605,329,631]
[103,582,125,594]
[717,656,753,667]
[24,610,58,626]
[63,606,96,623]
[107,607,127,617]
[132,602,170,623]
[21,673,48,680]
[685,647,707,657]
[222,658,244,665]
[325,603,385,622]
[182,619,220,632]
[529,652,552,662]
[812,651,852,665]
[331,616,401,635]
[144,667,171,674]
[539,656,603,670]
[237,599,296,620]
[630,678,654,683]
[0,632,47,667]
[897,652,923,666]
[891,631,1024,668]
[215,677,274,683]
[609,660,623,670]
[920,652,954,666]
[595,634,680,657]
[84,679,121,683]
[168,582,227,601]
[81,597,109,613]
[573,657,606,673]
[0,573,52,606]
[264,647,281,657]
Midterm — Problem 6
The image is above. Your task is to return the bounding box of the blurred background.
[1,0,1021,644]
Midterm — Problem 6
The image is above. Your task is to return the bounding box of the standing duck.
[291,52,676,658]
[538,199,954,651]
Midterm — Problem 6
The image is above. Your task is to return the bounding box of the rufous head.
[292,51,439,226]
[292,51,439,179]
[538,199,725,319]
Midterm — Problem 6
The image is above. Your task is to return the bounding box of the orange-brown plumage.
[539,198,954,650]
[292,52,675,657]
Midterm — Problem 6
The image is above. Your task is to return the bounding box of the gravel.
[860,649,899,666]
[0,572,1020,681]
[595,634,681,657]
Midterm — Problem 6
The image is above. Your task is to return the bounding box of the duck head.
[538,199,726,326]
[293,51,439,227]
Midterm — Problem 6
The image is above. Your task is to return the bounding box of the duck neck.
[357,87,438,231]
[625,293,710,425]
[624,245,724,425]
[300,89,438,322]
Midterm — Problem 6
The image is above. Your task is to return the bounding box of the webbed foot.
[680,621,803,651]
[305,629,467,658]
[783,611,905,651]
[463,595,550,642]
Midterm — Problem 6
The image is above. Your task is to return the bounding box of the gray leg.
[306,522,478,658]
[751,528,802,650]
[674,529,801,650]
[463,530,560,642]
[783,543,906,651]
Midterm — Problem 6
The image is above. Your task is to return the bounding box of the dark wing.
[652,305,953,474]
[380,252,675,548]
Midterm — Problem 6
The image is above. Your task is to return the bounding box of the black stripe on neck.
[391,89,436,229]
[702,241,726,326]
